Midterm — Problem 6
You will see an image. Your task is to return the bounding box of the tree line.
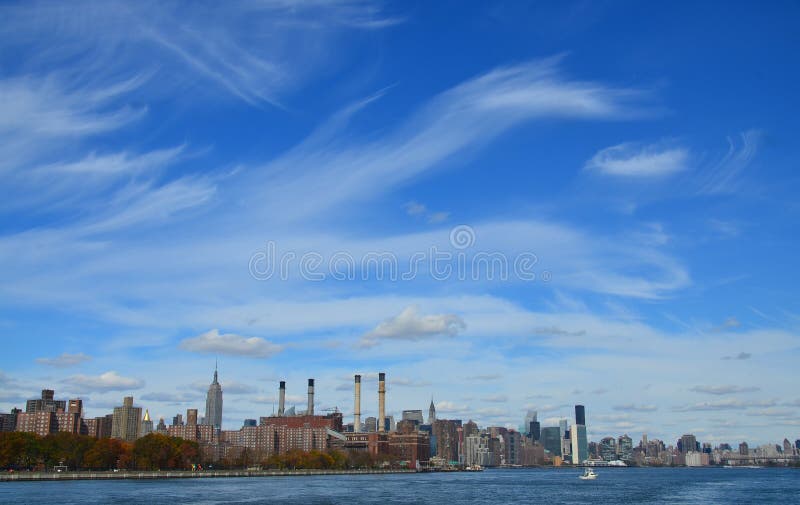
[0,432,198,471]
[0,432,401,471]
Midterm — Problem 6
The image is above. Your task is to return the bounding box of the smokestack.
[307,378,315,416]
[354,374,361,432]
[378,372,386,433]
[278,381,286,416]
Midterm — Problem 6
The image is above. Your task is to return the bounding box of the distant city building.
[529,421,541,442]
[140,409,154,437]
[428,400,436,424]
[574,405,585,426]
[618,434,633,461]
[111,396,142,442]
[739,441,749,455]
[570,424,588,464]
[402,410,424,426]
[364,416,377,432]
[172,413,184,426]
[679,434,698,454]
[599,436,617,461]
[187,409,198,426]
[0,408,21,432]
[156,417,167,434]
[541,426,562,457]
[243,419,257,427]
[26,389,66,413]
[204,364,223,429]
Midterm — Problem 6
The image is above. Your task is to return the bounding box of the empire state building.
[204,364,223,429]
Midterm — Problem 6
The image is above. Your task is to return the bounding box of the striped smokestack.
[278,381,286,416]
[307,378,315,416]
[378,372,386,433]
[354,374,361,432]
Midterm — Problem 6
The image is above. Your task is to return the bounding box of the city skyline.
[3,366,797,451]
[0,0,799,449]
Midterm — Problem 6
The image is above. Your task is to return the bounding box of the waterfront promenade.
[0,468,415,482]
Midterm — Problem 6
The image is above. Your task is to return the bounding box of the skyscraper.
[111,396,141,442]
[204,364,223,429]
[541,426,562,456]
[575,405,585,426]
[428,399,436,424]
[141,409,153,436]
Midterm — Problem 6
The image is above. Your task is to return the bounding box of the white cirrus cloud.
[586,142,689,177]
[612,404,658,412]
[36,352,92,368]
[689,385,760,395]
[359,305,466,348]
[180,329,283,358]
[63,371,144,392]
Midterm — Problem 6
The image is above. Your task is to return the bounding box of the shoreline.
[0,468,416,482]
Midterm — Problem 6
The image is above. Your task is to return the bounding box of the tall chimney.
[307,378,315,416]
[278,381,286,416]
[378,372,386,433]
[354,374,362,432]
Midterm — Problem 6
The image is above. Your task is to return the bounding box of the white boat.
[579,468,598,480]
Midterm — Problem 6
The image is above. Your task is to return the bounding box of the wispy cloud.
[586,141,689,177]
[613,404,658,412]
[36,352,92,368]
[689,385,760,395]
[696,130,760,195]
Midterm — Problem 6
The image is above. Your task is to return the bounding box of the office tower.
[599,437,617,461]
[243,419,257,427]
[353,375,361,432]
[429,398,436,424]
[204,365,223,429]
[559,418,568,439]
[529,421,541,441]
[541,427,562,456]
[140,409,153,436]
[364,416,377,432]
[111,396,142,442]
[524,410,537,433]
[156,417,167,433]
[570,424,588,464]
[172,413,184,426]
[575,405,585,426]
[378,372,386,433]
[402,410,424,426]
[187,408,198,426]
[618,434,633,461]
[680,434,697,454]
[26,389,67,413]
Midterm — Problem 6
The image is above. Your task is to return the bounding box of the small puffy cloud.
[63,371,144,392]
[404,201,449,223]
[180,329,283,358]
[36,352,92,368]
[613,404,658,412]
[359,305,465,348]
[586,142,689,177]
[689,385,760,395]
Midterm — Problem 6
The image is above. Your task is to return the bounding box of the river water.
[0,467,797,504]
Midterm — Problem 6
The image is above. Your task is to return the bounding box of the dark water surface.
[1,467,798,504]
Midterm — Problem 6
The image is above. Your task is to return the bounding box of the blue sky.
[1,1,799,445]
